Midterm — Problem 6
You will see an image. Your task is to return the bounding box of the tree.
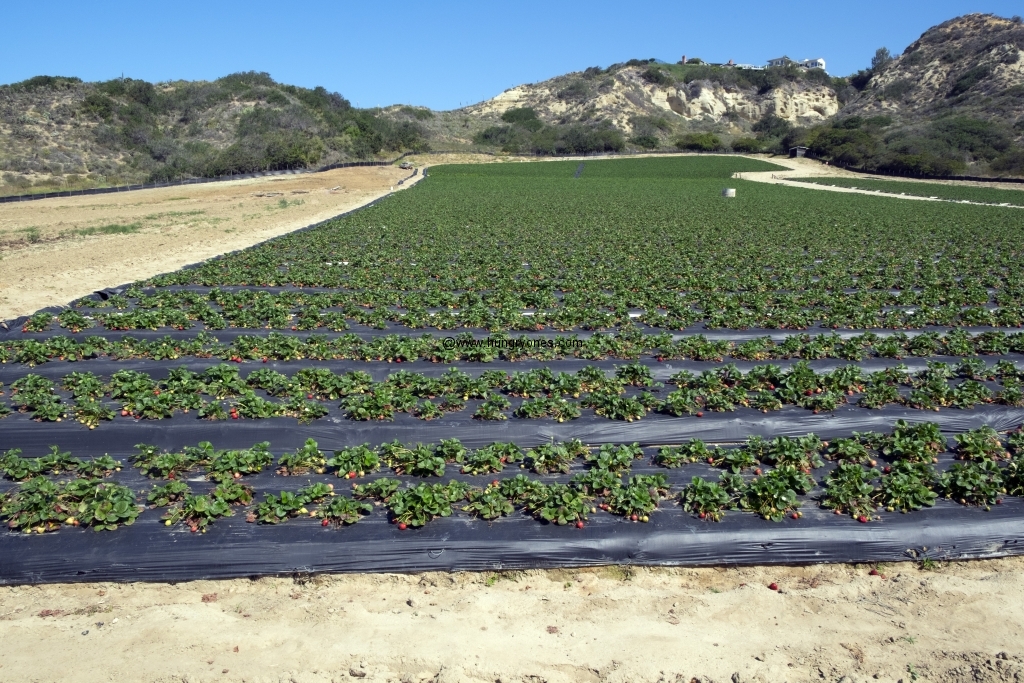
[871,48,893,71]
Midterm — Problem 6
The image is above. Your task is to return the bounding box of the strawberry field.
[2,155,1024,583]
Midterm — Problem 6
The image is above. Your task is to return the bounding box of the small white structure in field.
[722,188,736,197]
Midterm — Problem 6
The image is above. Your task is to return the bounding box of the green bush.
[730,137,762,153]
[675,133,722,152]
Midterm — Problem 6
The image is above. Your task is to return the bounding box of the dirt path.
[733,156,1024,207]
[0,558,1020,683]
[0,165,420,321]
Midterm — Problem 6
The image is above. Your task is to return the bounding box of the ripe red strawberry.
[698,512,706,520]
[869,569,879,576]
[768,583,779,591]
[348,471,356,478]
[121,410,129,417]
[883,466,891,474]
[706,457,714,464]
[630,514,638,521]
[790,513,799,520]
[397,522,407,530]
[858,515,868,523]
[754,468,762,476]
[307,394,314,400]
[696,411,704,418]
[321,519,329,527]
[575,521,584,529]
[491,480,500,487]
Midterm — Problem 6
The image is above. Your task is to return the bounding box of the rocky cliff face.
[840,14,1024,136]
[464,65,838,135]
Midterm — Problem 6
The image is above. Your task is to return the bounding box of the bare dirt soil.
[735,155,1024,198]
[0,558,1021,683]
[0,165,418,321]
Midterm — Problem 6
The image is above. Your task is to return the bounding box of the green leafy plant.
[328,444,381,478]
[876,461,938,512]
[65,479,141,531]
[585,443,642,473]
[147,481,192,507]
[605,474,669,520]
[940,460,1005,507]
[162,494,233,532]
[463,485,515,520]
[277,438,327,475]
[524,483,589,526]
[387,482,458,527]
[821,464,878,519]
[316,495,372,526]
[680,476,732,521]
[741,466,813,521]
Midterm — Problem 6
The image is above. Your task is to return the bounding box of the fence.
[0,153,417,204]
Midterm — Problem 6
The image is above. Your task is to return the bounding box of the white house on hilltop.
[767,56,827,70]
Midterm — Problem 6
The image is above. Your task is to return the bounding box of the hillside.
[803,13,1024,175]
[2,12,1022,190]
[0,72,430,195]
[454,60,842,154]
[455,13,1023,174]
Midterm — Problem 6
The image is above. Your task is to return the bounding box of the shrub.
[730,137,762,153]
[675,133,722,152]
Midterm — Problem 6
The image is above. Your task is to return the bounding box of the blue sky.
[0,1,1019,110]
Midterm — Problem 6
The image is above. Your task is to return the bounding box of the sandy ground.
[0,165,419,321]
[0,558,1021,683]
[734,156,1024,202]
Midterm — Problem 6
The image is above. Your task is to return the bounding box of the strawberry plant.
[954,426,1008,462]
[75,455,122,478]
[825,438,874,465]
[881,421,945,464]
[525,442,576,475]
[253,483,333,524]
[352,477,401,501]
[463,485,515,520]
[821,464,878,519]
[497,474,546,503]
[23,312,54,333]
[585,443,642,473]
[198,401,228,420]
[1,446,78,481]
[147,481,192,507]
[211,481,254,505]
[380,441,446,477]
[64,479,140,531]
[207,442,273,481]
[760,435,824,471]
[414,399,444,420]
[741,466,813,521]
[679,476,732,521]
[72,396,115,429]
[473,394,510,420]
[605,474,669,519]
[654,440,712,468]
[876,461,938,512]
[569,468,622,496]
[57,309,91,332]
[162,494,233,532]
[316,495,372,526]
[524,483,589,526]
[276,438,327,476]
[328,445,381,478]
[283,396,329,423]
[940,461,1005,507]
[1,477,69,533]
[387,482,459,527]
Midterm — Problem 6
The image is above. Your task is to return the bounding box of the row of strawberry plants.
[6,358,1024,427]
[5,422,1024,534]
[6,329,1024,368]
[30,286,1024,333]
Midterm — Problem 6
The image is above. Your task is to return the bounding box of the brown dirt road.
[0,558,1021,683]
[0,165,418,321]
